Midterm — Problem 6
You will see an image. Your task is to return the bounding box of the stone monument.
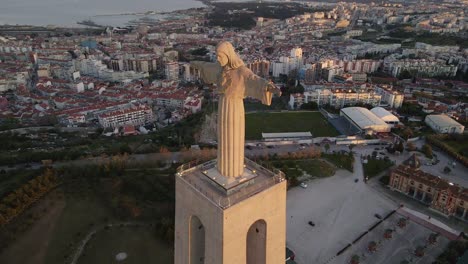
[174,41,286,264]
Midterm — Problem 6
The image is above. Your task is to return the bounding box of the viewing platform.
[176,158,285,209]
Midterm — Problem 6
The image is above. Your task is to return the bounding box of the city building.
[375,86,404,109]
[165,61,180,80]
[425,114,465,134]
[384,57,458,78]
[340,107,391,133]
[98,104,154,128]
[389,155,468,222]
[289,87,382,109]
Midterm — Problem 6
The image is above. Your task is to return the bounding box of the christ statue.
[191,41,281,178]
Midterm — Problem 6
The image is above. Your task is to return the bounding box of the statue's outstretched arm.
[243,68,281,106]
[190,61,221,84]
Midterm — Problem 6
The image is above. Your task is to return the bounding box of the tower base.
[174,158,287,264]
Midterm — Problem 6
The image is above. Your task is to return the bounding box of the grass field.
[245,112,339,140]
[77,226,172,264]
[44,185,117,264]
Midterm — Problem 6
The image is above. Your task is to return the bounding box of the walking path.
[69,222,148,264]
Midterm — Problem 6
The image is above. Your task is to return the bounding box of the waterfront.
[0,0,207,27]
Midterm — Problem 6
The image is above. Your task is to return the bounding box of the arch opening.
[246,219,267,264]
[190,215,205,264]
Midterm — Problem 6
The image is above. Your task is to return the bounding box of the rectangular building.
[425,114,465,134]
[98,104,154,128]
[389,158,468,222]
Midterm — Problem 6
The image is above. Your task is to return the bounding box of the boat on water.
[77,19,104,28]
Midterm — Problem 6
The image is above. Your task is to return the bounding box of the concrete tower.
[174,159,286,264]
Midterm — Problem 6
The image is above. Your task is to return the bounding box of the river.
[0,0,208,27]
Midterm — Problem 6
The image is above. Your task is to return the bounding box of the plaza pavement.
[286,141,467,264]
[286,158,398,264]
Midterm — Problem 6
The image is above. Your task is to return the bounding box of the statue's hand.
[267,82,282,96]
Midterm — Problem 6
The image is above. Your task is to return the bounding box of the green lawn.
[77,226,172,264]
[269,159,336,186]
[245,112,339,140]
[294,159,335,178]
[322,153,354,172]
[363,158,394,179]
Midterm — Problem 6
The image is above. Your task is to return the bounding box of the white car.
[300,182,308,188]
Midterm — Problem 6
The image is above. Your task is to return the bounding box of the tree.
[324,143,330,153]
[428,233,438,244]
[368,241,377,252]
[421,144,433,158]
[402,128,414,140]
[351,254,360,264]
[443,166,451,174]
[395,141,404,152]
[398,69,413,80]
[406,142,417,151]
[300,102,318,110]
[348,144,356,153]
[119,144,132,154]
[415,246,425,257]
[384,229,393,239]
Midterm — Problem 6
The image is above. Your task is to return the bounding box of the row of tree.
[427,135,468,167]
[0,169,58,226]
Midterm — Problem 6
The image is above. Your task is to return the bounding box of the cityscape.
[0,0,468,264]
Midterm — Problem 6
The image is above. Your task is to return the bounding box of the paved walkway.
[397,207,461,241]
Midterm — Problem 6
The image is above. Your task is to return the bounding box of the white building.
[98,104,154,128]
[289,88,382,109]
[370,107,399,127]
[340,107,391,133]
[271,48,304,77]
[375,86,404,108]
[425,114,465,134]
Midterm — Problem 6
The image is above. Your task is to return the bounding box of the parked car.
[374,213,383,219]
[286,247,295,261]
[267,145,275,149]
[300,182,308,188]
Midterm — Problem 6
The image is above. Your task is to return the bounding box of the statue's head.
[216,41,244,69]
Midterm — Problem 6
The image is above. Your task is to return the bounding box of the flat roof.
[426,114,463,128]
[370,107,399,123]
[341,107,390,130]
[262,132,313,139]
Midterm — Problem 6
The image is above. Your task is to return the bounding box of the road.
[1,142,312,171]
